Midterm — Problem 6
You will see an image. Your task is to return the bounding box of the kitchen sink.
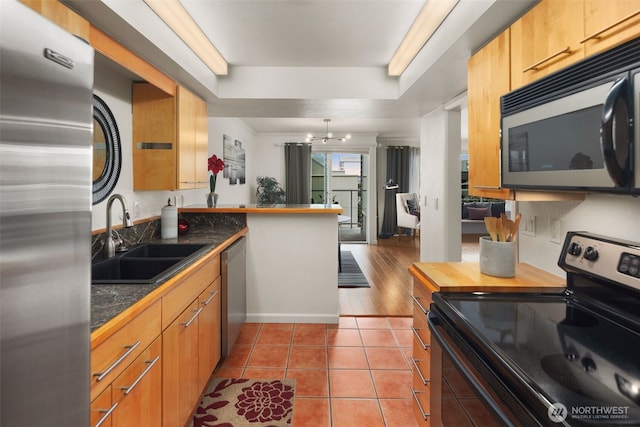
[124,243,209,258]
[91,243,210,284]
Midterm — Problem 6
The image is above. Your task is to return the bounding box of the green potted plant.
[256,176,286,205]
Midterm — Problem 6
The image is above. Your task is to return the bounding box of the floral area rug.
[190,378,295,427]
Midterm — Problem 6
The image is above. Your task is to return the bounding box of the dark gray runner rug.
[339,251,370,288]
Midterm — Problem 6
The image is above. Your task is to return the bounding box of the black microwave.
[500,37,640,194]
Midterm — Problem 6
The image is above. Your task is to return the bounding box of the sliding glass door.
[312,151,368,243]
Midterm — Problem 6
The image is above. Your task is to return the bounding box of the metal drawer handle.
[581,10,640,43]
[411,357,430,385]
[411,388,430,420]
[522,46,571,72]
[410,294,428,314]
[94,341,141,382]
[472,185,502,190]
[94,402,118,427]
[119,355,160,395]
[411,326,430,350]
[182,307,204,328]
[202,289,219,306]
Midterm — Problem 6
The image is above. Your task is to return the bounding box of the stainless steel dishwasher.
[221,236,246,358]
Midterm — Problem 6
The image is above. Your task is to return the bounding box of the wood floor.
[339,235,481,317]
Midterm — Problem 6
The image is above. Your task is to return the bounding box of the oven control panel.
[560,232,640,291]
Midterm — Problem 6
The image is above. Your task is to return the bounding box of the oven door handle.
[428,312,519,427]
[601,76,631,188]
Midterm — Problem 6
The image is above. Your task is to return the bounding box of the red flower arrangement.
[207,154,224,193]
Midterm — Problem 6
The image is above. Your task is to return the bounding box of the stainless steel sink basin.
[91,243,209,284]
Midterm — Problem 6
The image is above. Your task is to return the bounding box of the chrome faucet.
[104,194,134,258]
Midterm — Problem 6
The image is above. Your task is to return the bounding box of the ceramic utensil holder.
[479,236,516,277]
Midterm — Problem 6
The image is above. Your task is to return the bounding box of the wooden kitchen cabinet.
[90,301,161,402]
[583,0,640,56]
[132,83,208,191]
[197,278,222,392]
[163,299,201,427]
[110,337,162,427]
[466,30,513,200]
[91,386,114,427]
[20,0,90,40]
[161,251,221,427]
[510,0,585,90]
[411,280,435,426]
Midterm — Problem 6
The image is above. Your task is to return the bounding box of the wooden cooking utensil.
[484,217,498,241]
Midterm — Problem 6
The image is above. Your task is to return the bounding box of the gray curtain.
[380,146,411,237]
[284,142,311,204]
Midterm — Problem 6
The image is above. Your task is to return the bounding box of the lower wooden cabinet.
[91,386,114,427]
[163,299,201,427]
[111,337,162,427]
[197,278,222,392]
[411,279,435,426]
[91,249,225,427]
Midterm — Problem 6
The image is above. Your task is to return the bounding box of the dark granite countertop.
[91,224,245,332]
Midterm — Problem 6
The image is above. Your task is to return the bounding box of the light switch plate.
[549,218,563,244]
[522,214,536,237]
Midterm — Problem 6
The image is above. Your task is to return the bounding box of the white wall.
[207,117,256,205]
[517,194,640,276]
[419,107,462,262]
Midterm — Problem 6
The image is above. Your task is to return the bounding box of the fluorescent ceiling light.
[144,0,228,75]
[388,0,459,76]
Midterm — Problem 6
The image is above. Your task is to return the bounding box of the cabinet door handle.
[472,185,502,190]
[411,388,430,420]
[580,10,640,43]
[411,326,430,350]
[93,341,141,382]
[410,294,428,314]
[94,402,118,427]
[182,307,204,328]
[522,46,571,72]
[119,356,160,395]
[411,357,430,385]
[202,289,219,306]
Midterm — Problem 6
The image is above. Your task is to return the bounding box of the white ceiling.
[66,0,537,140]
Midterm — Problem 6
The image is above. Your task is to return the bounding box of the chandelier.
[305,119,351,144]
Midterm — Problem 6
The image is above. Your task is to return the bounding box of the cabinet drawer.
[162,253,220,329]
[91,386,114,427]
[411,384,431,426]
[91,301,161,401]
[111,337,162,427]
[412,282,433,315]
[412,312,430,350]
[412,340,431,382]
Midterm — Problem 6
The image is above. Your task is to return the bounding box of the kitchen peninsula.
[181,204,343,324]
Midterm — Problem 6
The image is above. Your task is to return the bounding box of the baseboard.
[245,312,340,324]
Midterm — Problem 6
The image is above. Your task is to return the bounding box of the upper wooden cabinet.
[21,0,90,40]
[177,86,209,191]
[583,0,640,56]
[133,83,208,191]
[467,31,513,200]
[510,0,585,90]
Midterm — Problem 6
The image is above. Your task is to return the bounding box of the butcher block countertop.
[409,262,566,293]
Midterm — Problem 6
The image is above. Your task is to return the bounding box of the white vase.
[479,236,516,277]
[206,192,218,208]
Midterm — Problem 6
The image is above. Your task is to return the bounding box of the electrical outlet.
[549,218,563,244]
[522,214,536,237]
[134,201,141,218]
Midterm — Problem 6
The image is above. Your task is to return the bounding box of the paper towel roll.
[161,198,177,239]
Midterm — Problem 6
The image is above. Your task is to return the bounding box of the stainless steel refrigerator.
[1,2,94,426]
